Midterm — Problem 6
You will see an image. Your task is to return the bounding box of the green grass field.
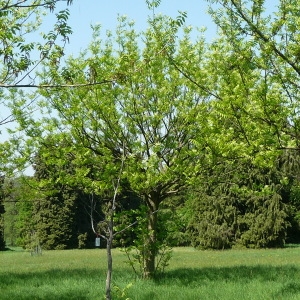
[1,246,300,299]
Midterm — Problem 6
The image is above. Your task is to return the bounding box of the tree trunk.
[143,193,160,279]
[105,219,113,300]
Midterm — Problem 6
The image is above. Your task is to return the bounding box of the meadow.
[1,246,300,299]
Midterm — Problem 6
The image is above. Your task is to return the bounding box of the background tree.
[186,156,290,249]
[31,135,104,250]
[2,176,37,248]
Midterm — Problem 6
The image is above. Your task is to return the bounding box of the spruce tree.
[187,158,289,249]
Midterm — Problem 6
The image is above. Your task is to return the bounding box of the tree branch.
[229,0,300,76]
[0,80,113,89]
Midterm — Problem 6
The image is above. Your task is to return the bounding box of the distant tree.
[31,136,104,250]
[2,176,36,248]
[186,157,289,249]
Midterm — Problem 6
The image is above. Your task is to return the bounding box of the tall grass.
[1,246,300,299]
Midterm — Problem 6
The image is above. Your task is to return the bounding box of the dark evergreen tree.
[0,176,43,249]
[279,149,300,244]
[32,138,103,250]
[286,183,300,243]
[186,158,289,249]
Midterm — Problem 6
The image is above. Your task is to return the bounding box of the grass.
[1,246,300,299]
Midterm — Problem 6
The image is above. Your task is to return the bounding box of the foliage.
[15,12,211,278]
[0,0,73,184]
[0,0,73,88]
[2,176,37,248]
[285,181,300,243]
[186,157,291,249]
[112,283,133,300]
[119,206,173,278]
[31,137,104,250]
[201,0,300,159]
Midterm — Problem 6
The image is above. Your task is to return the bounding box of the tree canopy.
[18,13,214,278]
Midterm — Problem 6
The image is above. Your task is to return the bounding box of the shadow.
[284,243,300,248]
[1,246,25,252]
[0,268,111,300]
[156,265,300,285]
[1,247,15,251]
[2,265,300,299]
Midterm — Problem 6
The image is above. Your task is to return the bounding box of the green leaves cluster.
[0,1,72,87]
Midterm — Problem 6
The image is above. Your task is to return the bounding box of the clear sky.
[60,0,218,55]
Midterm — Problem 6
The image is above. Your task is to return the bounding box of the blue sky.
[61,0,218,55]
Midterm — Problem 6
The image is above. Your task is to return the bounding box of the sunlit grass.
[1,246,300,299]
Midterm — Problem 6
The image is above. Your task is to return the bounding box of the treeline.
[2,147,300,250]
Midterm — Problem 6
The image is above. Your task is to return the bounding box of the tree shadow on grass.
[155,265,300,298]
[2,265,300,299]
[158,265,300,285]
[0,268,106,300]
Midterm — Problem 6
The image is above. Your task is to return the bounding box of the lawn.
[1,246,300,299]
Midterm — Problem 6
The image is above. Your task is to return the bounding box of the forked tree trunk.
[143,193,160,279]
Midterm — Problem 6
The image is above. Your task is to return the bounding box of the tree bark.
[143,193,160,279]
[105,219,113,299]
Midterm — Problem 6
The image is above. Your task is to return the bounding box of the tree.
[2,176,37,248]
[160,1,300,251]
[186,156,290,249]
[31,135,104,250]
[18,13,211,278]
[175,0,300,248]
[202,0,300,155]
